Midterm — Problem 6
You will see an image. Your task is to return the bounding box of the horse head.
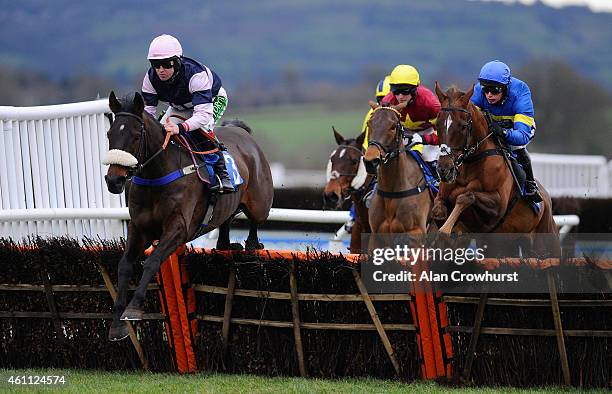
[102,91,159,194]
[434,82,487,183]
[362,101,407,174]
[323,127,366,209]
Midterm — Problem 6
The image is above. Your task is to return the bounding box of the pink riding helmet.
[147,34,183,60]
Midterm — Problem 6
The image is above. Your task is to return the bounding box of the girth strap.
[463,148,505,164]
[377,182,427,199]
[132,164,203,186]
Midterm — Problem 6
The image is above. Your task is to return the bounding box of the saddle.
[408,150,439,196]
[180,129,243,190]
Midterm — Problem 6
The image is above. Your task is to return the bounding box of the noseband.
[439,106,493,170]
[367,107,408,164]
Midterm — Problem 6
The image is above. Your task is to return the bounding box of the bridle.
[438,105,493,170]
[113,112,168,177]
[367,107,409,164]
[327,144,370,200]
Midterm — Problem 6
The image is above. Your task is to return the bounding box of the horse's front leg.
[109,224,148,341]
[439,191,501,234]
[121,222,187,321]
[431,182,451,222]
[439,191,477,234]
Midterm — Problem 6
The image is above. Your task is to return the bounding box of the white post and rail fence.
[0,99,606,245]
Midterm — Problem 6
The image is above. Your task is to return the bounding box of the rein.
[367,107,407,163]
[114,112,172,177]
[368,107,428,200]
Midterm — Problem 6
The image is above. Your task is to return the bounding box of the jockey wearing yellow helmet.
[361,76,390,149]
[379,65,441,164]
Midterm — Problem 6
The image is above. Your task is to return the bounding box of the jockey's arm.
[501,86,535,146]
[176,71,216,134]
[502,117,534,146]
[177,103,214,133]
[361,108,374,150]
[141,74,159,117]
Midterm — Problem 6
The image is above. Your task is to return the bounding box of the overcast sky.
[477,0,612,12]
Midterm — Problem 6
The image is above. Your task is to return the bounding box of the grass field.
[228,104,365,169]
[1,369,608,394]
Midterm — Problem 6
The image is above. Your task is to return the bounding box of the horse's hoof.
[229,243,244,251]
[108,321,130,341]
[120,306,144,321]
[245,240,264,250]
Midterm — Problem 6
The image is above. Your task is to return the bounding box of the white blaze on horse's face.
[339,148,346,158]
[326,160,333,181]
[445,114,453,134]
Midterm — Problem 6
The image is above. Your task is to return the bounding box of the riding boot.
[514,148,542,203]
[212,153,236,193]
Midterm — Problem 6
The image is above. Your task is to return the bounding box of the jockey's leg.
[205,130,236,193]
[208,88,235,193]
[514,147,542,202]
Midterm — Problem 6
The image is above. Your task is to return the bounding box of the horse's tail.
[221,119,253,134]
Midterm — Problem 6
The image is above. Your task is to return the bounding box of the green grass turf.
[2,369,608,393]
[229,104,366,169]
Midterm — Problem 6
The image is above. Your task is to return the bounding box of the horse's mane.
[221,119,253,134]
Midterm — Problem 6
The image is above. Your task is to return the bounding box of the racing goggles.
[150,59,174,70]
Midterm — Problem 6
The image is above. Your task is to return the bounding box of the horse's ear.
[392,101,408,112]
[461,83,475,106]
[434,81,447,102]
[332,126,344,145]
[133,92,144,115]
[109,91,121,113]
[368,100,379,110]
[356,131,366,148]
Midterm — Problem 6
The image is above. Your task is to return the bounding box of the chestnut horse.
[363,102,433,236]
[431,83,560,255]
[322,127,373,253]
[103,92,273,341]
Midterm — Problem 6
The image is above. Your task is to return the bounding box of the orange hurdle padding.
[152,245,197,373]
[409,258,454,380]
[196,248,363,264]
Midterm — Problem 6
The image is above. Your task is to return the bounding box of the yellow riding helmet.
[389,65,420,86]
[375,75,391,99]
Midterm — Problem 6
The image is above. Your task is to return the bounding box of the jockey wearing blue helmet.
[471,60,542,202]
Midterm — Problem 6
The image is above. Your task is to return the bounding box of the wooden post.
[461,289,488,382]
[289,261,308,377]
[98,264,149,370]
[221,266,236,357]
[352,269,401,376]
[547,271,571,386]
[41,269,64,343]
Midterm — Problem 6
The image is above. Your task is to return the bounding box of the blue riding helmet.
[478,60,511,86]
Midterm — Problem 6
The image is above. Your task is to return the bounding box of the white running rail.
[0,99,603,241]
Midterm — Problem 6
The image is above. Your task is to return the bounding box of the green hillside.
[230,105,364,169]
[1,0,611,89]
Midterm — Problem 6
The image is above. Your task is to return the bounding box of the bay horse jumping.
[363,102,433,236]
[103,92,273,341]
[322,127,372,253]
[431,83,560,255]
